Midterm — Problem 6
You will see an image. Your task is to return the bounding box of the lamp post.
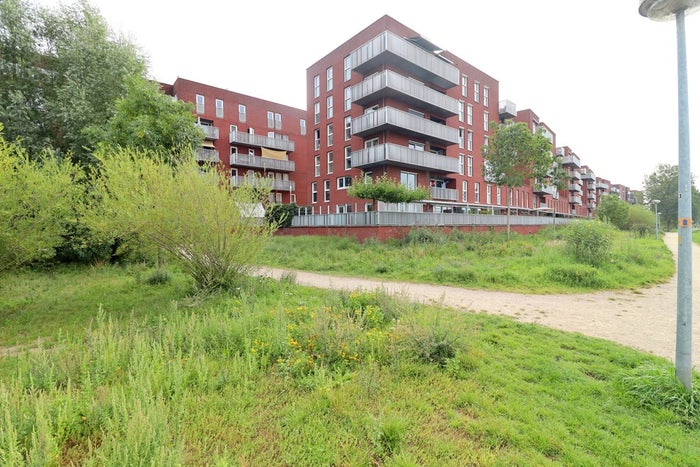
[639,0,699,391]
[651,199,661,240]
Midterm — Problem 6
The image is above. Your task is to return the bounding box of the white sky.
[37,0,700,190]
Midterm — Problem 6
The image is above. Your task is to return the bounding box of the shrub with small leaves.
[564,220,613,266]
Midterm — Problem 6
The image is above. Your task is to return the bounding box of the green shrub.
[265,203,297,228]
[144,268,172,285]
[548,264,604,288]
[564,220,613,266]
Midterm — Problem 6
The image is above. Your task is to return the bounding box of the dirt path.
[262,232,699,367]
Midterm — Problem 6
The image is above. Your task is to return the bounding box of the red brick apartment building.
[163,15,631,226]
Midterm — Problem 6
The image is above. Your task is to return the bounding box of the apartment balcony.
[570,169,581,180]
[499,100,517,121]
[568,183,583,193]
[195,148,220,163]
[351,143,459,173]
[350,30,460,89]
[587,182,597,190]
[429,186,459,201]
[198,124,219,140]
[587,192,597,200]
[597,182,610,190]
[230,176,295,191]
[352,70,460,118]
[351,107,459,146]
[588,203,597,209]
[229,153,295,172]
[229,130,295,152]
[561,154,581,167]
[533,184,557,196]
[569,195,582,205]
[581,170,596,180]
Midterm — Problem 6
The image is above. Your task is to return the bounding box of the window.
[486,185,492,204]
[458,128,464,149]
[462,180,468,202]
[267,111,274,128]
[467,104,473,125]
[314,129,321,151]
[215,99,223,118]
[238,104,246,122]
[327,151,334,174]
[458,154,464,175]
[467,130,473,151]
[230,146,238,156]
[314,155,321,177]
[326,66,333,91]
[365,138,378,148]
[344,87,352,111]
[326,123,333,146]
[468,156,473,177]
[497,186,502,205]
[327,95,333,119]
[337,204,353,213]
[324,180,331,202]
[484,135,489,147]
[344,55,352,81]
[275,192,283,203]
[344,116,352,140]
[458,101,465,122]
[275,112,282,130]
[408,140,424,151]
[337,176,352,189]
[196,94,205,114]
[474,183,480,203]
[484,86,489,106]
[311,182,318,203]
[313,74,320,98]
[483,111,489,131]
[461,75,468,97]
[300,119,307,135]
[474,82,480,103]
[290,194,297,204]
[400,171,417,190]
[314,102,320,124]
[344,146,352,170]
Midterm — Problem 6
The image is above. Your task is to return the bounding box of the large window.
[275,112,282,130]
[326,66,333,91]
[327,151,334,174]
[483,111,489,131]
[462,180,468,202]
[215,98,223,118]
[486,185,492,204]
[337,176,352,189]
[196,94,205,114]
[344,55,352,81]
[458,128,464,149]
[314,155,321,177]
[497,186,502,205]
[327,95,333,119]
[300,119,306,135]
[314,129,321,151]
[467,130,473,151]
[467,104,473,125]
[458,101,464,122]
[474,82,480,103]
[327,123,333,146]
[324,180,331,202]
[267,111,274,128]
[400,171,417,190]
[459,154,464,175]
[468,156,473,177]
[344,116,352,140]
[238,104,246,122]
[461,75,468,97]
[344,146,352,170]
[313,74,320,98]
[474,183,480,203]
[311,182,318,203]
[484,86,489,106]
[344,87,352,111]
[314,102,320,124]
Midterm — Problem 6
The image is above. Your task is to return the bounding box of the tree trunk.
[506,187,512,241]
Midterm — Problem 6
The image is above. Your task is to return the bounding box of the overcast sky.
[37,0,700,190]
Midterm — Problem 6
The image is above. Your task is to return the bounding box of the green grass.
[260,226,675,293]
[1,265,699,465]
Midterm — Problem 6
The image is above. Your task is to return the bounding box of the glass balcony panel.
[351,107,459,146]
[350,143,459,173]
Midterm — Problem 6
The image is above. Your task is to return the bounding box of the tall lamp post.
[639,0,699,391]
[651,199,661,240]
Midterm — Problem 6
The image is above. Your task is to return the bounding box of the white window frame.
[344,116,352,140]
[474,182,480,203]
[484,111,489,132]
[327,151,334,174]
[215,98,223,118]
[300,119,306,136]
[474,82,480,103]
[459,154,464,175]
[461,75,468,97]
[467,104,473,125]
[314,129,321,151]
[344,146,352,170]
[327,95,333,119]
[311,182,318,203]
[238,104,246,122]
[462,180,468,202]
[400,171,417,190]
[344,87,352,111]
[326,123,333,146]
[267,111,274,128]
[314,155,321,177]
[326,66,333,91]
[458,101,465,122]
[467,130,473,151]
[314,102,320,124]
[324,179,331,202]
[196,94,205,114]
[313,74,320,98]
[468,156,473,177]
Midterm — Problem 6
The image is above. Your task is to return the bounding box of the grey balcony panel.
[196,148,220,163]
[230,176,295,191]
[568,183,583,193]
[351,107,459,146]
[198,124,219,140]
[352,70,459,117]
[569,195,582,205]
[533,184,557,196]
[229,153,295,172]
[571,170,581,180]
[429,186,459,201]
[561,155,581,167]
[229,131,295,152]
[597,182,610,190]
[581,170,596,180]
[587,193,597,200]
[588,203,597,209]
[350,143,459,173]
[350,31,459,89]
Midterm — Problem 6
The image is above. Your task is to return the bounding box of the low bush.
[564,220,613,266]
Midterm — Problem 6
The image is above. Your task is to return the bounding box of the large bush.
[596,195,629,230]
[564,220,613,266]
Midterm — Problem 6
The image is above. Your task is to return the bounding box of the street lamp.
[651,199,661,240]
[639,0,699,391]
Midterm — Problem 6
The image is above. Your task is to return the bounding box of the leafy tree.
[0,0,146,164]
[93,77,204,163]
[482,121,554,239]
[643,164,700,230]
[0,128,83,271]
[348,173,430,211]
[81,148,276,293]
[596,194,629,230]
[626,203,656,237]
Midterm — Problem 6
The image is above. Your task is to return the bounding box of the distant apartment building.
[164,15,631,224]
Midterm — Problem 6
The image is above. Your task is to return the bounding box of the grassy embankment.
[1,229,696,465]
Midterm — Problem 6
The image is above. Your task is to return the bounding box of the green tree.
[348,173,431,211]
[0,0,146,164]
[596,194,629,230]
[482,121,554,239]
[81,148,276,293]
[643,164,700,230]
[0,128,83,271]
[94,77,204,163]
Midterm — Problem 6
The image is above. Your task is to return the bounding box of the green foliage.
[627,203,657,237]
[94,77,204,162]
[0,130,84,271]
[348,173,430,207]
[0,0,147,164]
[564,220,614,266]
[265,203,298,228]
[81,148,276,293]
[644,163,700,230]
[596,195,630,229]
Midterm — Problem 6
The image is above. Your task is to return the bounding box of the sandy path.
[262,232,699,367]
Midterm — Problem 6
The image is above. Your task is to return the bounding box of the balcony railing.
[196,148,220,163]
[198,124,219,140]
[588,203,597,209]
[587,182,597,190]
[350,30,460,89]
[229,131,295,152]
[350,143,459,173]
[230,176,295,191]
[597,182,610,190]
[352,70,459,117]
[581,170,596,180]
[229,153,295,172]
[291,212,573,228]
[568,183,583,193]
[561,154,581,167]
[429,186,459,201]
[533,184,557,196]
[351,107,459,146]
[588,193,597,200]
[569,195,582,205]
[571,170,581,180]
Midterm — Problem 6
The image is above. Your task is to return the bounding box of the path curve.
[261,232,699,366]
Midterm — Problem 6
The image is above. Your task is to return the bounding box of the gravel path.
[262,232,699,367]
